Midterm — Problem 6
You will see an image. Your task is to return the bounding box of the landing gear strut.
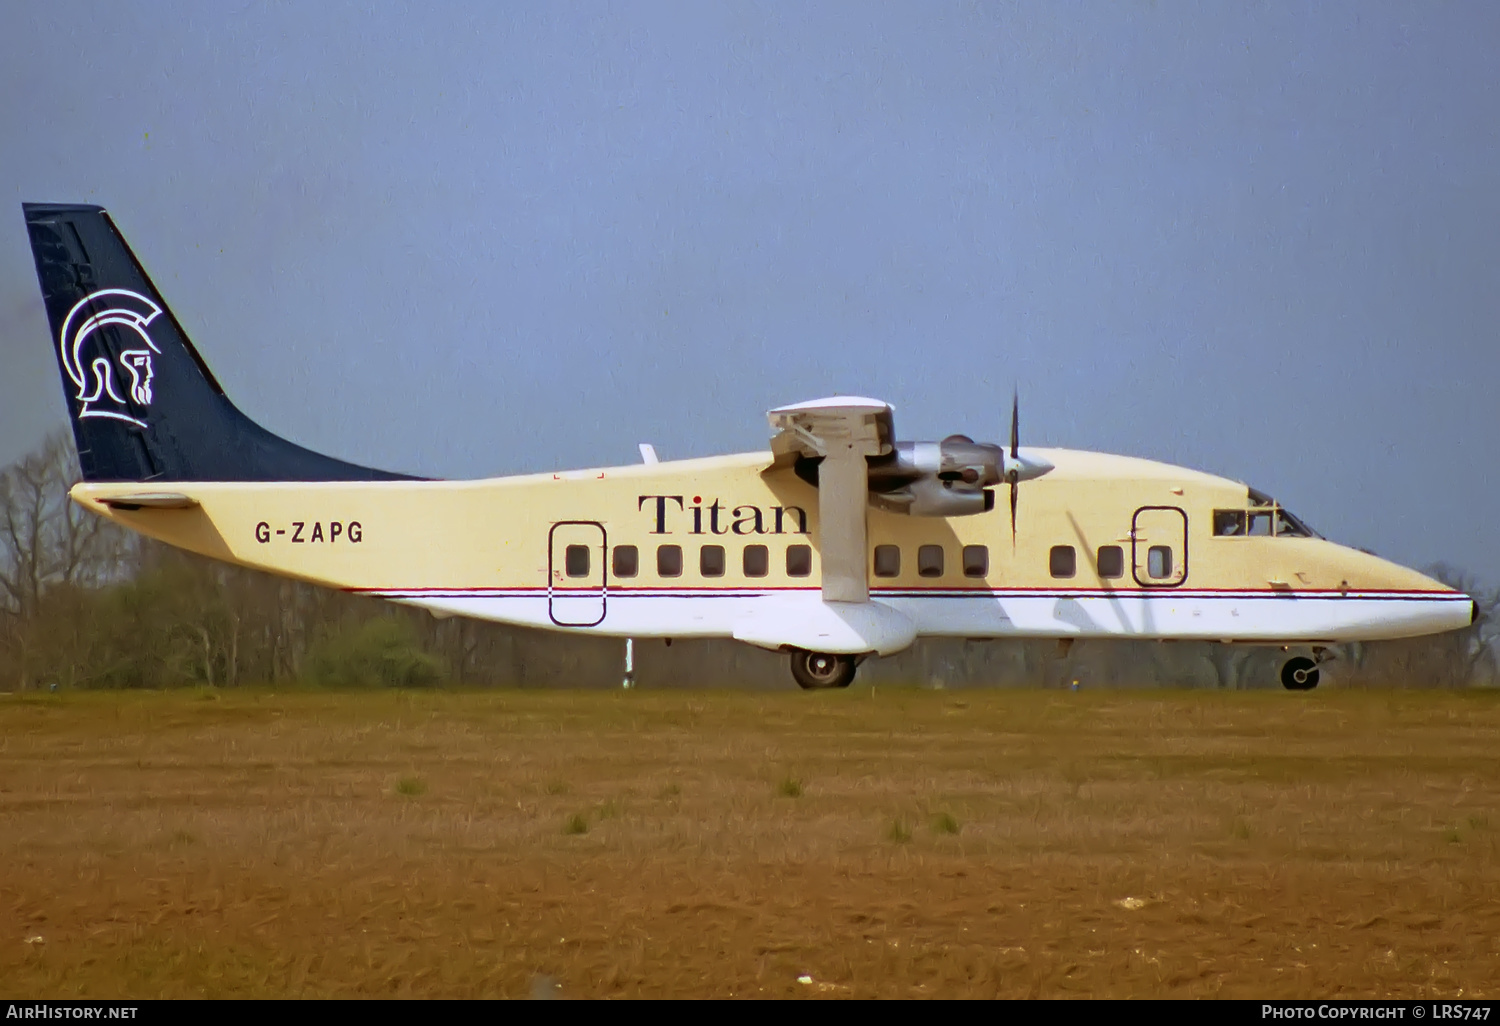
[1280,655,1320,691]
[789,649,857,690]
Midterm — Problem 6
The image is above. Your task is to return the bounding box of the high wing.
[766,397,894,603]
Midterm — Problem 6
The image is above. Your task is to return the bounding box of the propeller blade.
[1008,389,1020,546]
[1010,389,1019,460]
[1010,476,1019,547]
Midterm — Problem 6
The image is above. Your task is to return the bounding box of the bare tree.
[0,431,128,613]
[0,431,130,687]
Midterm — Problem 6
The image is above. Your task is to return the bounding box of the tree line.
[1,432,1495,691]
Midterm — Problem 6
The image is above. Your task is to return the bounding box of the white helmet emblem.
[57,288,163,429]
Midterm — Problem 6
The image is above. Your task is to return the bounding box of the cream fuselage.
[71,447,1470,652]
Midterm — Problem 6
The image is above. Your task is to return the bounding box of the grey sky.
[3,1,1497,582]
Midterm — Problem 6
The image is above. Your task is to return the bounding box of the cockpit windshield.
[1274,507,1317,538]
[1213,490,1321,539]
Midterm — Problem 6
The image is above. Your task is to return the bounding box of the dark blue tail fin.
[22,203,417,482]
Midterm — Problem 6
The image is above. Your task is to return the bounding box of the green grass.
[931,811,960,835]
[776,776,804,798]
[563,812,589,835]
[395,776,427,797]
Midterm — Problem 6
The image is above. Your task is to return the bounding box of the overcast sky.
[2,1,1497,583]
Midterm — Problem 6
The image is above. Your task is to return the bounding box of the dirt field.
[1,687,1496,999]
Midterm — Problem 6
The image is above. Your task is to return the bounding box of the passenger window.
[917,544,944,578]
[1247,512,1272,536]
[700,545,725,577]
[1097,545,1124,579]
[786,544,812,577]
[564,545,590,577]
[743,544,769,577]
[612,545,638,578]
[1214,510,1247,537]
[962,545,988,578]
[873,544,900,578]
[1049,545,1076,578]
[657,544,683,577]
[1148,545,1173,579]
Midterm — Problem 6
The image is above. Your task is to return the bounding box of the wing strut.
[767,397,892,604]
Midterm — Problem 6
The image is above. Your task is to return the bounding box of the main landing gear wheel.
[789,650,857,690]
[1280,656,1320,691]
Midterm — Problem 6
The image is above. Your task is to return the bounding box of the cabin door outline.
[1131,506,1189,588]
[548,521,607,627]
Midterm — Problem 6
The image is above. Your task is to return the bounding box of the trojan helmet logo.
[57,288,164,429]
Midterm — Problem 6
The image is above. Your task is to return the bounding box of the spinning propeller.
[1003,389,1053,547]
[1007,390,1021,545]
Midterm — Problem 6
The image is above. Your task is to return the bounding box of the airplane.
[19,203,1478,691]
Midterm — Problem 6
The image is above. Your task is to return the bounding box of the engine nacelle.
[869,476,996,517]
[795,435,1005,518]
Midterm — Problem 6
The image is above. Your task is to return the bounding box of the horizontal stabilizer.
[97,492,199,510]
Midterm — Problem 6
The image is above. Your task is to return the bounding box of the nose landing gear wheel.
[1280,656,1320,691]
[789,650,857,690]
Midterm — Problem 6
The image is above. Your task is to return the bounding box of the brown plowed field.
[1,687,1496,998]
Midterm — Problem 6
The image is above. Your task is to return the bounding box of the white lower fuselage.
[368,586,1471,653]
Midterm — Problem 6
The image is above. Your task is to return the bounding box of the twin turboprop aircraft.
[21,203,1478,690]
